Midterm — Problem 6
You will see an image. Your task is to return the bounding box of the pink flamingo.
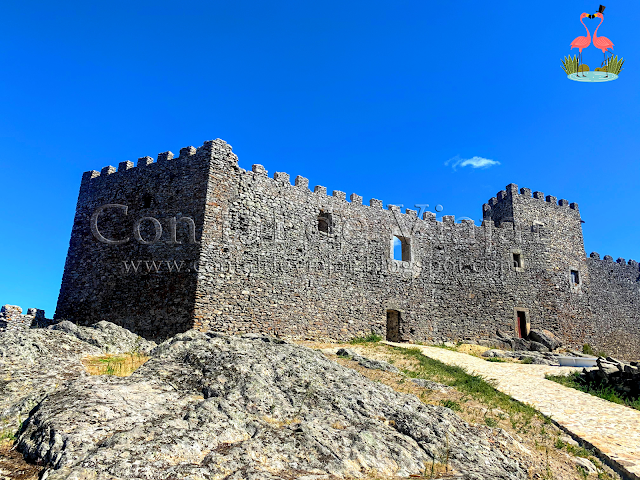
[593,11,614,77]
[570,13,593,77]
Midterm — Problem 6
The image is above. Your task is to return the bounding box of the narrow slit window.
[393,236,411,262]
[513,253,523,268]
[571,270,580,285]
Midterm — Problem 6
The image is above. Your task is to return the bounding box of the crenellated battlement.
[80,139,236,185]
[589,252,640,272]
[483,183,580,214]
[0,305,52,332]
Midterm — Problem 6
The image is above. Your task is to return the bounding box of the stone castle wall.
[55,139,640,358]
[584,255,640,359]
[0,305,50,332]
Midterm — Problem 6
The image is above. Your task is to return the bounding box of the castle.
[55,139,640,359]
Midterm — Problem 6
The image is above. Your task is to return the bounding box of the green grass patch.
[582,343,607,357]
[395,346,542,422]
[582,343,595,356]
[431,342,458,351]
[349,333,383,344]
[521,357,534,364]
[439,399,461,411]
[485,357,506,363]
[546,372,640,411]
[0,429,16,442]
[484,417,499,427]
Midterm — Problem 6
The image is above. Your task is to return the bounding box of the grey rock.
[596,358,619,376]
[354,355,400,373]
[482,349,506,358]
[511,338,532,351]
[0,328,103,437]
[16,329,526,480]
[559,435,579,447]
[528,340,550,353]
[573,457,597,474]
[48,320,156,354]
[528,329,562,351]
[336,348,400,373]
[605,356,623,366]
[336,348,357,357]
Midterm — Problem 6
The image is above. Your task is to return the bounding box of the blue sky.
[1,1,638,316]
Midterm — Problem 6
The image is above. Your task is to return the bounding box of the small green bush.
[582,343,595,355]
[439,399,461,411]
[521,357,534,364]
[605,55,625,75]
[485,357,506,363]
[484,417,498,428]
[562,54,579,74]
[546,372,640,411]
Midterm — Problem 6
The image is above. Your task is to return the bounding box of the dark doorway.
[516,310,528,338]
[386,310,401,342]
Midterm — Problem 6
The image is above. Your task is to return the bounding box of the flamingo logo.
[569,12,593,78]
[563,5,624,82]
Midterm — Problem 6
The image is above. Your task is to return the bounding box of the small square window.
[513,253,523,268]
[571,270,580,285]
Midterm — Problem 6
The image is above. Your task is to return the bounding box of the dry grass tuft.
[0,439,42,480]
[82,353,149,376]
[453,344,490,357]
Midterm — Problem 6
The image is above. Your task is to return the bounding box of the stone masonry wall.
[0,305,50,332]
[54,144,220,339]
[54,139,640,359]
[584,254,640,359]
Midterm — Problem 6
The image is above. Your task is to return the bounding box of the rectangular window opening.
[393,235,411,262]
[512,253,523,268]
[571,270,580,285]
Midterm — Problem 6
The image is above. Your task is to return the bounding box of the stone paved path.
[384,342,640,480]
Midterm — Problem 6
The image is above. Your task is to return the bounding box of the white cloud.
[445,155,500,171]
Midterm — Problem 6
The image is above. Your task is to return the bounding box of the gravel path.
[384,342,640,480]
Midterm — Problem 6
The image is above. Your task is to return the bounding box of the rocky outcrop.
[580,356,640,399]
[3,325,527,479]
[481,349,586,366]
[478,329,563,354]
[528,330,562,351]
[0,328,103,439]
[48,320,156,354]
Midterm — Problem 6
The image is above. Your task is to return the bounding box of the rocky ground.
[0,323,531,480]
[0,322,624,480]
[302,340,622,480]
